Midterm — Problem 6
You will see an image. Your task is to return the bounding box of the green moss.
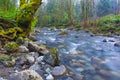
[3,60,16,67]
[0,54,12,61]
[59,31,68,35]
[0,27,23,40]
[16,0,42,36]
[31,16,38,29]
[16,37,24,45]
[4,42,19,53]
[0,54,16,67]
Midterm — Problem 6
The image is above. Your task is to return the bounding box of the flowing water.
[35,28,120,80]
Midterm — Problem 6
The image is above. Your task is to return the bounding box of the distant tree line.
[36,0,120,27]
[0,0,120,28]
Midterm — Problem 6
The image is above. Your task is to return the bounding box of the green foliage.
[0,0,18,20]
[97,14,120,33]
[31,16,38,29]
[0,10,18,20]
[4,42,19,53]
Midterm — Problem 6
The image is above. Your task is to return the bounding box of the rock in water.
[29,35,38,41]
[9,70,43,80]
[52,65,67,77]
[102,39,107,42]
[38,47,49,55]
[114,42,120,47]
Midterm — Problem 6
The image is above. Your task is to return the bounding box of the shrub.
[97,14,120,33]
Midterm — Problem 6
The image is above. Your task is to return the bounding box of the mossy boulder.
[0,54,12,61]
[4,42,19,53]
[44,47,60,66]
[0,54,15,67]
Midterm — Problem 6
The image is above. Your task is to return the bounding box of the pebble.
[52,65,67,77]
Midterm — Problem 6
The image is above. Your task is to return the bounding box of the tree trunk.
[0,0,42,42]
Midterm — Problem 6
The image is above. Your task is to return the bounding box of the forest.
[0,0,120,80]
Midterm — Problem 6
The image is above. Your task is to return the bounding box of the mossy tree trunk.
[16,0,42,36]
[0,0,42,43]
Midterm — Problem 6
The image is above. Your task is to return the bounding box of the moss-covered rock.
[0,54,15,67]
[0,54,12,61]
[16,37,24,45]
[44,47,60,67]
[4,42,19,53]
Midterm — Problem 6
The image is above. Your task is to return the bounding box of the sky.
[42,0,47,3]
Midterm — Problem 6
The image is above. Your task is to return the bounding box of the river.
[35,28,120,80]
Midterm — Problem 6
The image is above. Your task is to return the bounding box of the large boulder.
[28,42,49,55]
[9,70,43,80]
[28,42,39,52]
[44,48,60,66]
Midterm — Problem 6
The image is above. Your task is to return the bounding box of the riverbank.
[0,28,120,80]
